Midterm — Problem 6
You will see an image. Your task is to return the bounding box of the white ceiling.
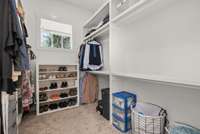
[62,0,108,12]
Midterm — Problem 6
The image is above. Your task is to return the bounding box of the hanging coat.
[79,40,103,71]
[0,0,29,94]
[82,73,99,104]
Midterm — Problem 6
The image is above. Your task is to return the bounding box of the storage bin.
[112,91,137,110]
[112,114,131,132]
[131,102,167,134]
[112,105,131,121]
[112,91,137,133]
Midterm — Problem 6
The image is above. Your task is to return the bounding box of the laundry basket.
[131,102,167,134]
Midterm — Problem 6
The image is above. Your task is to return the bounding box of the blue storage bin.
[112,104,131,121]
[112,114,131,133]
[112,91,137,133]
[112,91,137,110]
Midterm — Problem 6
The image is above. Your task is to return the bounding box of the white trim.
[40,18,72,34]
[40,29,73,50]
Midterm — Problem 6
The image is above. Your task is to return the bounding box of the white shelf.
[39,70,77,74]
[88,70,110,75]
[39,86,77,93]
[39,77,77,82]
[111,0,173,25]
[39,95,77,104]
[38,105,79,116]
[84,1,110,28]
[83,23,109,41]
[37,64,79,115]
[112,72,200,88]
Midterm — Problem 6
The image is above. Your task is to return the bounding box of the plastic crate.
[112,91,137,110]
[112,114,131,133]
[112,91,137,133]
[112,104,131,121]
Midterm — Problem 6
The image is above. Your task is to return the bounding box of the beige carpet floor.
[19,104,120,134]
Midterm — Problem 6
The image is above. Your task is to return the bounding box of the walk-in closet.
[1,0,200,134]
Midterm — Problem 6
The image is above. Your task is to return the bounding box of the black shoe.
[68,98,77,106]
[49,83,54,89]
[61,82,68,88]
[54,83,58,89]
[50,83,58,89]
[59,101,68,108]
[58,66,67,71]
[49,103,58,110]
[64,82,68,87]
[63,67,67,71]
[60,93,68,98]
[61,82,64,88]
[58,67,62,71]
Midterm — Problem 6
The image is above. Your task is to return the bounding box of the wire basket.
[131,102,167,134]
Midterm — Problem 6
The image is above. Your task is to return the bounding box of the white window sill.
[38,47,74,53]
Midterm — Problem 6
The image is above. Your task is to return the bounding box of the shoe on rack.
[63,67,67,71]
[60,93,68,98]
[49,103,58,110]
[61,82,68,88]
[39,105,49,113]
[59,101,68,108]
[50,94,60,100]
[69,88,77,96]
[49,83,54,89]
[54,83,58,89]
[39,93,48,101]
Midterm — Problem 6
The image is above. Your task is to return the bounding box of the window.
[40,19,72,50]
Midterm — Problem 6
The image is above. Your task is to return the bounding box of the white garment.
[83,44,90,70]
[1,92,9,134]
[134,102,162,116]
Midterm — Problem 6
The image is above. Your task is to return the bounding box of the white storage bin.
[131,102,167,134]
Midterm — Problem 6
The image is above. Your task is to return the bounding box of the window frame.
[39,19,73,51]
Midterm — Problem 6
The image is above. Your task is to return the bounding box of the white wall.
[22,0,92,65]
[110,0,200,128]
[111,76,200,128]
[111,0,200,85]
